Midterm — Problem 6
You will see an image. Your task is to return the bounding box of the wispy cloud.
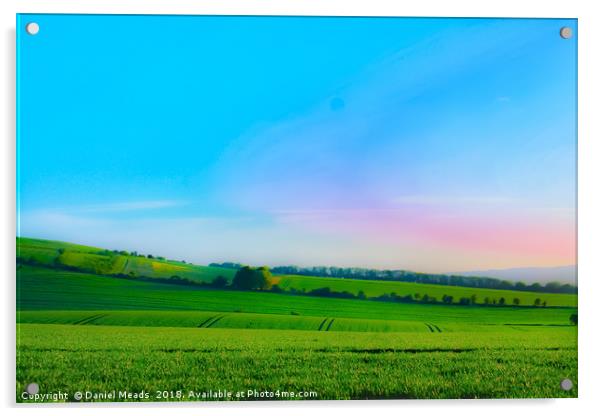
[67,200,183,213]
[392,195,513,206]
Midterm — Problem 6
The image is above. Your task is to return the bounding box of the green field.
[17,324,577,400]
[17,266,575,324]
[18,309,575,333]
[276,274,576,307]
[16,238,578,401]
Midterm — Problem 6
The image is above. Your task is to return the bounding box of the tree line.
[210,263,576,294]
[207,266,553,308]
[274,286,551,308]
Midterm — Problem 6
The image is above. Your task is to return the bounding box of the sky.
[17,15,577,273]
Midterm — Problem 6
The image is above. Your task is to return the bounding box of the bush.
[307,287,356,299]
[157,275,200,286]
[210,275,228,288]
[458,297,471,305]
[569,313,577,325]
[270,284,284,293]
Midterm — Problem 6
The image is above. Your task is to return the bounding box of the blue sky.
[17,15,577,272]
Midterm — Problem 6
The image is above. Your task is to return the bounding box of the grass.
[16,324,577,401]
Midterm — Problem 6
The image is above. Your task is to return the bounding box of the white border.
[2,1,601,415]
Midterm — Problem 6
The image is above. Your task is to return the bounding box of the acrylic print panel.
[16,14,577,402]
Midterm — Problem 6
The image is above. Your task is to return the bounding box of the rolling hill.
[17,237,577,306]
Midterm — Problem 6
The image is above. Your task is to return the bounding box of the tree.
[513,298,520,306]
[470,294,477,305]
[545,282,562,293]
[357,290,366,300]
[210,275,228,288]
[569,313,578,325]
[459,297,471,305]
[270,284,284,293]
[534,298,542,307]
[483,297,491,305]
[231,266,272,290]
[442,295,453,304]
[169,275,192,285]
[498,297,506,306]
[499,280,513,290]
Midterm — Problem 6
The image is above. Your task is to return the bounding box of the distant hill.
[16,236,236,283]
[454,265,576,285]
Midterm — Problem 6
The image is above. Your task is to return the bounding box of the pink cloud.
[273,205,575,267]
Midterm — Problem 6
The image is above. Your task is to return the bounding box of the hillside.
[17,237,236,283]
[17,237,577,307]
